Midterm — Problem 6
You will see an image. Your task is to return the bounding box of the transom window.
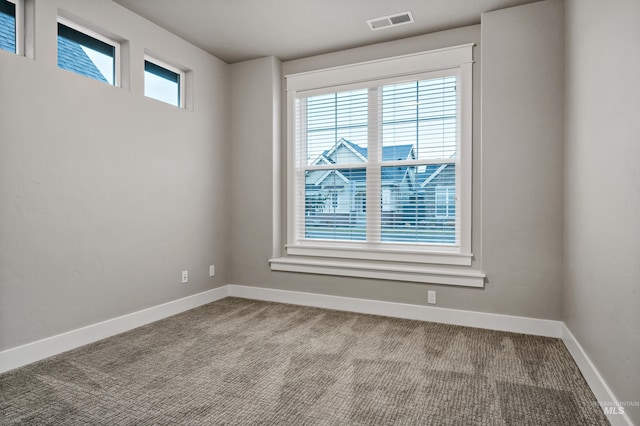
[144,56,184,108]
[57,17,119,86]
[0,0,22,54]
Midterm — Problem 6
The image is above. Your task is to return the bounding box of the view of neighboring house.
[1,10,108,80]
[57,31,109,83]
[0,3,16,52]
[305,138,455,243]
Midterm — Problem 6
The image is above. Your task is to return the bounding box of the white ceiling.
[112,0,541,64]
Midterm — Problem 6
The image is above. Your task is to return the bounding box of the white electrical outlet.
[209,265,215,277]
[428,290,436,304]
[181,270,188,284]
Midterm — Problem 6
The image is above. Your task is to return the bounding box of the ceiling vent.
[367,11,414,31]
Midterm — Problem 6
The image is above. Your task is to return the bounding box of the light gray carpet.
[0,297,609,425]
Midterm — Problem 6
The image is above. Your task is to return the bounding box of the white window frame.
[435,185,456,219]
[144,54,186,108]
[2,0,23,55]
[271,44,485,287]
[57,16,121,87]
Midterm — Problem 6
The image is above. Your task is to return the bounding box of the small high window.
[144,56,184,107]
[57,18,119,85]
[0,0,22,54]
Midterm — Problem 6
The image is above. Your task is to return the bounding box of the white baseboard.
[227,284,562,338]
[562,324,633,426]
[0,286,229,374]
[3,283,630,426]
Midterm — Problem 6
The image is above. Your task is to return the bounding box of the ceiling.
[112,0,541,64]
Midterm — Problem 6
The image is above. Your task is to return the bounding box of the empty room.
[0,0,638,424]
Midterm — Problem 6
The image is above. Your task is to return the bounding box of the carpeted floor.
[1,297,609,425]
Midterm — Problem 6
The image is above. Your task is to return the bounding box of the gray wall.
[481,0,565,320]
[0,0,230,351]
[229,0,566,321]
[229,56,281,280]
[564,0,640,423]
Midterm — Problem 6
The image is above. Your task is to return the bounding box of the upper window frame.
[57,16,121,87]
[143,54,185,108]
[271,44,484,287]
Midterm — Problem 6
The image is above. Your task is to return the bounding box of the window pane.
[0,0,16,53]
[382,76,457,161]
[303,89,368,165]
[380,164,456,244]
[296,72,461,246]
[304,168,366,241]
[58,23,115,85]
[145,60,181,107]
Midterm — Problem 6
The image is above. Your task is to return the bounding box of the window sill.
[269,256,485,288]
[286,244,474,266]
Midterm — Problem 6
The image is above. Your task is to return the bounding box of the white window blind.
[294,72,460,248]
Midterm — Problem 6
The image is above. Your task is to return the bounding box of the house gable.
[308,139,418,190]
[57,35,108,83]
[315,169,350,186]
[420,164,447,188]
[382,144,415,161]
[324,138,367,164]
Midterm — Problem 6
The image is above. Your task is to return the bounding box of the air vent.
[367,11,414,31]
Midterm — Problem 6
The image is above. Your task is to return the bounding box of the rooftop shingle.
[57,35,108,82]
[0,6,16,53]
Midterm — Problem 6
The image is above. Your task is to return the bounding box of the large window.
[300,76,459,246]
[298,74,459,246]
[0,0,21,54]
[144,56,184,108]
[273,44,484,287]
[57,18,119,85]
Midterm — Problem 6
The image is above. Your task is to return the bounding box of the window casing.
[57,17,120,86]
[144,55,185,108]
[272,44,484,287]
[0,0,23,55]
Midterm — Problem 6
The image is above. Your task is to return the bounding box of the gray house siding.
[304,139,456,242]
